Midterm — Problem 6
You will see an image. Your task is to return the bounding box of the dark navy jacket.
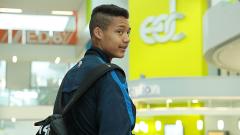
[62,47,136,135]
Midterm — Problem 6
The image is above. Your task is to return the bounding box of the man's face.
[99,16,130,59]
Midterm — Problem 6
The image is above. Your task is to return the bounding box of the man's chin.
[119,54,125,58]
[115,55,124,58]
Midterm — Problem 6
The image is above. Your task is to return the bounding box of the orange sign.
[0,29,77,45]
[26,31,77,45]
[12,30,22,44]
[0,29,8,43]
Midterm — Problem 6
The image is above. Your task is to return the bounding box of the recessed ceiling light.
[192,99,199,104]
[11,117,16,123]
[197,120,203,130]
[217,120,224,130]
[55,57,61,64]
[166,99,172,104]
[12,56,17,63]
[155,120,161,131]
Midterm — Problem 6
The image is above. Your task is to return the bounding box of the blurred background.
[0,0,240,135]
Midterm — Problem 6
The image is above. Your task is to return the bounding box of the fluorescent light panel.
[238,120,240,130]
[0,8,22,13]
[51,10,73,16]
[0,13,69,31]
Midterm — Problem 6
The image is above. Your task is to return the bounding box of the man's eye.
[117,30,123,34]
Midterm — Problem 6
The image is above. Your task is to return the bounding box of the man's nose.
[123,33,130,43]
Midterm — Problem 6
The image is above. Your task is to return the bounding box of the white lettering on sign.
[52,32,63,44]
[25,31,76,45]
[26,31,38,44]
[140,0,185,44]
[129,84,161,98]
[39,31,50,44]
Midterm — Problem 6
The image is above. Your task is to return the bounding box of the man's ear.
[93,27,103,39]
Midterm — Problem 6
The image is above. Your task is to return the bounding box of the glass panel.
[0,60,7,106]
[0,60,6,89]
[30,61,70,105]
[31,61,69,88]
[0,61,75,106]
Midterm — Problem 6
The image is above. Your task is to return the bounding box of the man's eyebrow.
[116,25,131,31]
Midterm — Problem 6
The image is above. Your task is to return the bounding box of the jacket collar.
[85,47,111,63]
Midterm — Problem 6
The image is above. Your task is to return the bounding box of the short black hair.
[89,4,129,37]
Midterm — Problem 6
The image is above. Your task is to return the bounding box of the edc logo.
[140,0,186,44]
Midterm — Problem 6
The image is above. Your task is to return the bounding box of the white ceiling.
[0,0,83,13]
[212,35,240,73]
[204,2,240,73]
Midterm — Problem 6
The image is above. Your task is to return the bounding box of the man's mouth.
[119,46,127,50]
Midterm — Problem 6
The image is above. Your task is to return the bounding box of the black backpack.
[34,63,124,135]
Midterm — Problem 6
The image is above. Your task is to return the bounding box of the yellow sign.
[129,0,208,80]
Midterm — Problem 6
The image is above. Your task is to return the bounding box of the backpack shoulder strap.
[62,63,124,115]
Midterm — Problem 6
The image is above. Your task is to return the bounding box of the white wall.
[129,77,240,98]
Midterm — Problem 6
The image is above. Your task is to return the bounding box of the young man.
[61,4,136,135]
